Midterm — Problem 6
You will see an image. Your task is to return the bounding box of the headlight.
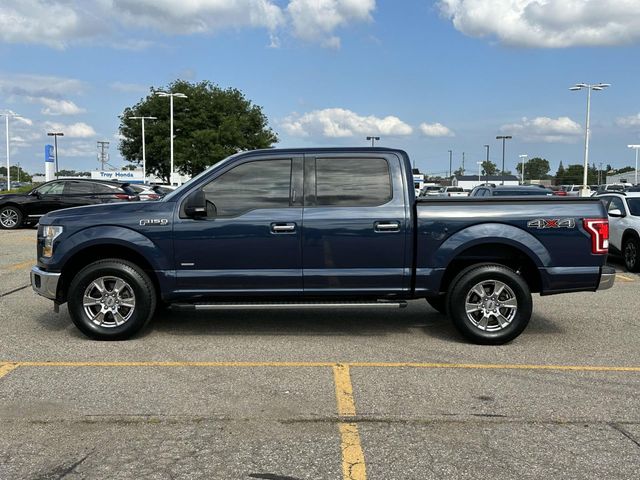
[42,226,63,258]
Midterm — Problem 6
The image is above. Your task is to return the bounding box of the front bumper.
[597,266,616,291]
[30,265,61,300]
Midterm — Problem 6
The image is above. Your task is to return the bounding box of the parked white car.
[597,192,640,271]
[438,186,468,197]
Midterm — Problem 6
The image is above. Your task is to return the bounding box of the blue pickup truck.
[31,148,614,344]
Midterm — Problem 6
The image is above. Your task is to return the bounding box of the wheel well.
[439,243,541,294]
[1,203,24,213]
[622,229,640,245]
[58,244,160,303]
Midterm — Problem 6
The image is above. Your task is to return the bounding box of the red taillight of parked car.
[583,218,609,254]
[553,190,567,196]
[113,194,138,201]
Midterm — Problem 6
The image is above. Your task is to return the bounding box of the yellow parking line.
[3,260,33,271]
[0,363,18,379]
[8,361,640,372]
[616,274,635,282]
[333,365,367,480]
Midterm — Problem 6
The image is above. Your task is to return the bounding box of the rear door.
[302,153,410,295]
[173,156,304,295]
[62,181,99,208]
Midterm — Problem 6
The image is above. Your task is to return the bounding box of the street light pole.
[155,91,187,185]
[366,136,380,147]
[570,83,610,196]
[518,154,528,184]
[628,145,640,185]
[476,161,482,184]
[1,111,22,191]
[47,132,64,178]
[130,116,157,184]
[496,136,512,185]
[484,144,489,183]
[448,150,452,178]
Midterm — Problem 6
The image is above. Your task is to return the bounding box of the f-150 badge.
[527,218,575,229]
[139,219,169,226]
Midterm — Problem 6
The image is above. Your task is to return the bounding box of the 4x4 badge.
[527,218,575,229]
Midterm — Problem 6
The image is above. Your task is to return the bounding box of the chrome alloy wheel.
[83,276,136,328]
[0,208,19,228]
[625,241,637,270]
[464,280,518,332]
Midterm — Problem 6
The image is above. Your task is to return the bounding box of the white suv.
[597,192,640,272]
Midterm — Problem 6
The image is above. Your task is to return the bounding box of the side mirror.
[184,190,207,218]
[30,190,41,198]
[608,208,624,218]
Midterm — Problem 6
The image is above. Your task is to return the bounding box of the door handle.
[271,222,296,234]
[374,221,400,232]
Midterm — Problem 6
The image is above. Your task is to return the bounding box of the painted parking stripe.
[334,364,367,480]
[616,274,636,282]
[0,363,18,379]
[2,260,33,271]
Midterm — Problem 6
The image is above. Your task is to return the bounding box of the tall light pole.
[484,144,489,183]
[155,91,187,185]
[47,132,64,178]
[476,161,482,184]
[518,154,528,184]
[448,150,452,178]
[570,83,610,196]
[1,111,22,191]
[130,116,157,184]
[496,135,512,185]
[366,136,380,147]
[628,145,640,185]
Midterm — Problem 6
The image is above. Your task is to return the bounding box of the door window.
[607,196,625,213]
[64,181,95,195]
[201,159,292,217]
[36,182,65,195]
[315,158,392,207]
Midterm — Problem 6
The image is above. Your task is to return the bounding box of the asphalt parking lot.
[1,228,639,479]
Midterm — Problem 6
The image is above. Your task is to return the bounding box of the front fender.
[48,225,172,271]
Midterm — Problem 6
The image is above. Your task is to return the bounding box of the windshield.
[447,187,463,192]
[628,199,640,216]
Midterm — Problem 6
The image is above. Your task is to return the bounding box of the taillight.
[583,218,609,254]
[113,194,137,201]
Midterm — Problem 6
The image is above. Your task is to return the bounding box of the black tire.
[0,205,23,229]
[446,264,532,345]
[67,259,157,340]
[623,236,640,273]
[426,295,447,314]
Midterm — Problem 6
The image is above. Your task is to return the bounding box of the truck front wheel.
[67,259,157,340]
[447,264,532,344]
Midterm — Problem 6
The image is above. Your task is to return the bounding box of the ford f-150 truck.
[30,148,615,344]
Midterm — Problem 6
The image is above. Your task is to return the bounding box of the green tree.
[119,80,278,182]
[0,165,31,182]
[516,157,550,180]
[558,164,598,185]
[481,160,497,176]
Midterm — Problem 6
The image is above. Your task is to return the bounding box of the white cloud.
[287,0,375,48]
[419,122,455,137]
[58,141,98,158]
[281,108,413,138]
[439,0,640,48]
[501,116,582,143]
[616,113,640,128]
[0,1,375,49]
[38,98,85,116]
[43,121,97,138]
[0,73,87,100]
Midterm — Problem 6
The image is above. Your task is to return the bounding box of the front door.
[302,153,410,295]
[173,156,304,296]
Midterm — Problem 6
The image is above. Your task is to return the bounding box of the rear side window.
[315,158,392,207]
[94,183,121,194]
[64,181,95,195]
[202,159,292,217]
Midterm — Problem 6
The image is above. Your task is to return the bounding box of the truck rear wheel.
[447,264,532,344]
[67,259,157,340]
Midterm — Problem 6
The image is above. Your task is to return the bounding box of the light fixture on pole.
[47,132,64,179]
[130,116,157,184]
[496,135,512,185]
[476,161,482,184]
[628,145,640,186]
[155,91,187,185]
[366,136,380,147]
[570,83,610,196]
[518,154,528,184]
[1,111,22,191]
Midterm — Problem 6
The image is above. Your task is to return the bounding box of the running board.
[171,300,407,311]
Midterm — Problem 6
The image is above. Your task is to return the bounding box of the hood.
[0,192,30,201]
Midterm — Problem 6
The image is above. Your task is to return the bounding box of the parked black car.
[0,179,139,229]
[470,184,554,197]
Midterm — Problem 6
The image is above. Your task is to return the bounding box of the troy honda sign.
[91,170,144,183]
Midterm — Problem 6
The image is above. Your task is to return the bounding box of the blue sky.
[2,0,640,177]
